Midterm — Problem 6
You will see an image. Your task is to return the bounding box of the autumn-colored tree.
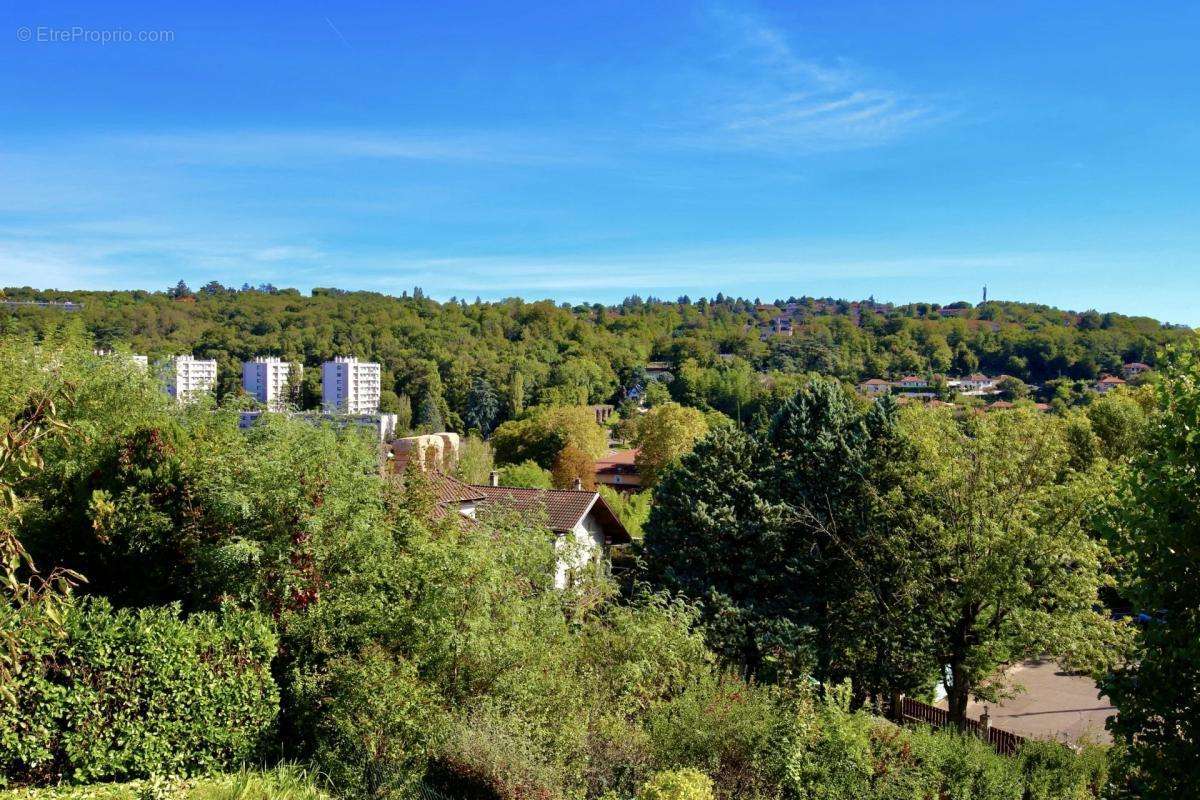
[551,444,595,490]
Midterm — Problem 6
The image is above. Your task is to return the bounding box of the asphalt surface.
[938,659,1114,745]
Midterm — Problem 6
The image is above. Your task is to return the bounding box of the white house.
[421,472,631,589]
[242,357,292,411]
[1095,375,1126,394]
[893,375,931,391]
[958,373,999,395]
[161,355,217,403]
[322,357,381,414]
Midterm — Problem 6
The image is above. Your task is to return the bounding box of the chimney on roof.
[489,470,500,487]
[572,477,583,490]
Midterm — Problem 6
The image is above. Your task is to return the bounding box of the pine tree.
[416,393,443,433]
[464,377,499,435]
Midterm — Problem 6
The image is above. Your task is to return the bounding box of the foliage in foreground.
[0,599,277,787]
[0,766,330,800]
[1104,340,1200,798]
[1,339,1113,799]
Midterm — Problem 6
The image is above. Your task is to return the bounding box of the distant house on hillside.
[894,375,930,390]
[1095,375,1126,394]
[1121,362,1151,380]
[421,472,632,589]
[958,373,998,395]
[644,361,673,379]
[594,448,642,492]
[857,378,891,396]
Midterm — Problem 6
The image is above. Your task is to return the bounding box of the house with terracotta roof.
[1094,375,1126,394]
[1121,362,1152,380]
[894,375,929,390]
[420,471,632,589]
[857,378,891,396]
[594,448,642,491]
[958,373,999,395]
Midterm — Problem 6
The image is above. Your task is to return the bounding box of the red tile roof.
[471,485,632,544]
[595,449,638,468]
[426,472,487,506]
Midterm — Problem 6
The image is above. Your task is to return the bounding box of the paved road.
[939,659,1114,745]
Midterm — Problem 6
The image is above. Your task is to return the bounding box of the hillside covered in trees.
[0,284,1188,429]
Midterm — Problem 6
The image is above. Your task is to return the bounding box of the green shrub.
[0,766,330,800]
[430,706,573,800]
[0,598,278,786]
[637,769,714,800]
[784,686,874,800]
[906,727,1021,800]
[1015,739,1106,800]
[647,675,796,799]
[309,646,441,800]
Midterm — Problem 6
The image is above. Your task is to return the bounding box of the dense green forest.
[0,284,1189,428]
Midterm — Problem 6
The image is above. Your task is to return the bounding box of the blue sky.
[2,1,1199,322]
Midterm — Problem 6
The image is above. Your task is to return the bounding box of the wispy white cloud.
[105,130,586,167]
[682,4,943,153]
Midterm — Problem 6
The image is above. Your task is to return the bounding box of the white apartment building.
[242,357,292,411]
[322,357,381,414]
[162,355,218,403]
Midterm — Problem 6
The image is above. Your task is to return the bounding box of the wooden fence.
[897,696,1028,756]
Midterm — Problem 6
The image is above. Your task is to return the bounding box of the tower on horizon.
[982,285,988,303]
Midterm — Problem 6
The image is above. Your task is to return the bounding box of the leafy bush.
[497,460,553,489]
[430,706,573,800]
[647,675,796,799]
[0,598,278,786]
[0,766,330,800]
[637,769,714,800]
[309,647,441,800]
[779,683,1104,800]
[784,685,875,800]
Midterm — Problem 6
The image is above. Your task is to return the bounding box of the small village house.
[594,448,642,492]
[857,378,891,396]
[1122,362,1151,379]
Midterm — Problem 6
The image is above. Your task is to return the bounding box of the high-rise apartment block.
[322,357,381,413]
[162,355,218,403]
[242,357,292,411]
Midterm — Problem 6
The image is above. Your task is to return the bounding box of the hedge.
[0,598,278,786]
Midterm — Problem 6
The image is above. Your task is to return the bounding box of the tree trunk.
[947,660,970,728]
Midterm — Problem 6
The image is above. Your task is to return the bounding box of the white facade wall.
[322,357,381,414]
[163,355,217,403]
[554,512,607,590]
[243,357,291,410]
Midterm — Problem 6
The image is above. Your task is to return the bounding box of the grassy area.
[0,767,330,800]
